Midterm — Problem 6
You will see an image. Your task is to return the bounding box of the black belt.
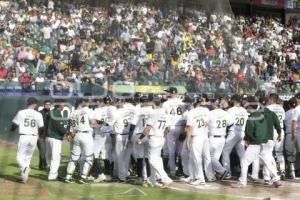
[20,134,37,136]
[81,131,90,133]
[136,133,143,135]
[213,135,223,138]
[120,133,128,135]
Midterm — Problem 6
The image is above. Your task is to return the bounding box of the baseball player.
[208,99,234,179]
[11,97,44,183]
[222,95,248,179]
[38,100,51,170]
[113,99,135,182]
[138,96,173,187]
[131,95,153,185]
[231,97,281,188]
[65,99,96,184]
[266,93,286,179]
[91,98,114,182]
[185,97,213,185]
[284,97,298,179]
[162,87,186,177]
[291,94,300,177]
[46,99,68,181]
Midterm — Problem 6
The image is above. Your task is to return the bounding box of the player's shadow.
[0,173,22,183]
[30,174,48,181]
[8,163,19,168]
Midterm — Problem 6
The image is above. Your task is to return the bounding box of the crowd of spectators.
[0,0,299,94]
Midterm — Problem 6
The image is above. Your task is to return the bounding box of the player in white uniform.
[266,93,286,178]
[113,100,135,182]
[185,97,214,185]
[208,99,234,179]
[162,87,186,176]
[11,97,44,183]
[291,94,300,177]
[222,95,248,179]
[65,99,96,184]
[284,97,298,179]
[131,95,153,185]
[138,96,173,187]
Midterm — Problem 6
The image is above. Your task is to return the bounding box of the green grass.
[0,142,243,200]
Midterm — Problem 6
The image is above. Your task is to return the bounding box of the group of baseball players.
[11,87,300,188]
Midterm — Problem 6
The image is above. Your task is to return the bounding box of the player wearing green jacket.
[46,101,68,181]
[231,97,281,188]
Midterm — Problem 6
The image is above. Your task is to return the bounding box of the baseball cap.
[27,97,38,106]
[182,96,194,104]
[164,87,178,94]
[295,93,300,99]
[103,96,112,104]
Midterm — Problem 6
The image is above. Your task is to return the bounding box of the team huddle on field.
[11,87,300,188]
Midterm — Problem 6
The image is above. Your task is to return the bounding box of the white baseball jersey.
[93,107,109,123]
[284,108,295,134]
[292,105,300,132]
[162,98,186,126]
[102,105,117,126]
[113,107,134,135]
[147,108,170,137]
[13,108,44,135]
[267,104,285,129]
[227,106,248,133]
[208,108,234,136]
[132,106,153,134]
[69,107,94,133]
[186,107,210,136]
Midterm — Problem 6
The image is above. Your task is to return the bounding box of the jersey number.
[235,117,245,126]
[24,118,36,128]
[80,116,86,124]
[123,119,129,127]
[277,114,283,121]
[158,120,166,130]
[217,120,226,128]
[196,119,205,128]
[170,107,182,116]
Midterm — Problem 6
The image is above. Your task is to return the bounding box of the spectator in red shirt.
[0,66,7,80]
[19,72,32,91]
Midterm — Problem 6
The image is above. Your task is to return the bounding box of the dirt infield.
[0,179,50,198]
[0,140,15,149]
[168,179,300,200]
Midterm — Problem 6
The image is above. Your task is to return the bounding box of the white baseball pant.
[181,139,189,176]
[209,136,226,174]
[239,140,279,185]
[46,137,62,180]
[188,135,206,181]
[17,135,38,172]
[148,136,172,185]
[222,132,245,176]
[167,126,184,175]
[66,132,94,179]
[114,134,131,181]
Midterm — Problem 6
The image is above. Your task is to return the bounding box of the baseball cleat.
[231,182,246,188]
[79,178,88,184]
[180,176,191,183]
[94,174,106,183]
[189,179,205,186]
[21,167,30,184]
[65,179,75,183]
